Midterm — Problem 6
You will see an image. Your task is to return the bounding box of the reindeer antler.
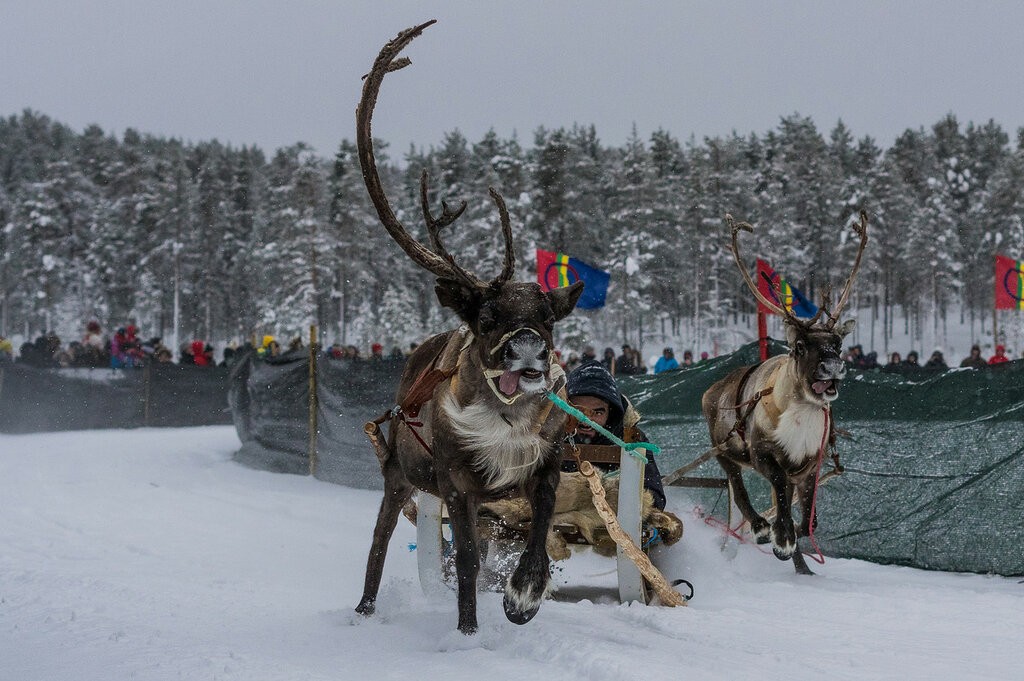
[357,20,516,290]
[825,210,869,329]
[726,214,800,323]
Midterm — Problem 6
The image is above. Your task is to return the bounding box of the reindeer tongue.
[812,380,833,395]
[498,370,522,396]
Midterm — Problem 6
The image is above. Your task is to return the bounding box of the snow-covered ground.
[1,427,1021,681]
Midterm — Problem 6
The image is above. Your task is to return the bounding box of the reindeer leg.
[764,463,797,560]
[356,459,415,617]
[441,485,481,635]
[717,456,770,542]
[791,474,817,575]
[504,462,558,625]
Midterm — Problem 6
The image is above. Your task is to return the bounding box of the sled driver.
[562,360,666,509]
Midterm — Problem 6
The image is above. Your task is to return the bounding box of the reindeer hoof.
[503,592,541,625]
[355,599,375,617]
[773,545,794,560]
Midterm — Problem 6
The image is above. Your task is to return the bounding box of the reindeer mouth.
[811,379,839,400]
[496,368,545,396]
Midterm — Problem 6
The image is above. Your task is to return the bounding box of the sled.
[415,442,655,604]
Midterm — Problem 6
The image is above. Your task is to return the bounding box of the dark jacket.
[561,361,666,509]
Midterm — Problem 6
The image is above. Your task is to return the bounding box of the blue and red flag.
[536,249,610,309]
[756,259,818,318]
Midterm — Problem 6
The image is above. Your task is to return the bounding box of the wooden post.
[757,308,769,361]
[143,361,151,426]
[308,324,318,477]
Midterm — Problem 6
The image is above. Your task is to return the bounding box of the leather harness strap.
[730,362,772,441]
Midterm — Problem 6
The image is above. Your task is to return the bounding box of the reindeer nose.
[820,359,846,378]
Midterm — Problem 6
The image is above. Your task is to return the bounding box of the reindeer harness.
[371,327,563,458]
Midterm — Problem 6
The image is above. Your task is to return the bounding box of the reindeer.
[702,213,868,575]
[354,21,584,634]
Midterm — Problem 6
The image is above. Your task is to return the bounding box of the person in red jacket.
[988,345,1010,365]
[192,341,211,366]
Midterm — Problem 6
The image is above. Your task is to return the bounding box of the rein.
[803,406,830,565]
[543,390,659,462]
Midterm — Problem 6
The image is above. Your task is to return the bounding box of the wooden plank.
[615,446,647,604]
[560,443,622,464]
[416,492,445,596]
[665,477,729,489]
[660,445,722,486]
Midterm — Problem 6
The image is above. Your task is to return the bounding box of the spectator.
[700,351,710,362]
[288,336,304,353]
[0,335,12,362]
[902,351,920,368]
[844,344,863,364]
[179,342,195,365]
[857,351,879,370]
[370,343,384,361]
[220,345,237,367]
[615,344,637,376]
[154,345,173,363]
[988,344,1010,365]
[654,347,679,374]
[389,345,404,360]
[347,345,361,360]
[631,347,647,374]
[924,350,948,371]
[111,328,130,368]
[408,342,418,355]
[565,351,582,373]
[681,350,694,367]
[192,341,212,366]
[582,346,597,363]
[883,352,903,374]
[960,345,986,369]
[562,360,666,509]
[601,347,616,375]
[81,321,106,367]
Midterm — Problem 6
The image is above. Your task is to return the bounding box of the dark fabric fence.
[230,350,405,487]
[0,362,232,433]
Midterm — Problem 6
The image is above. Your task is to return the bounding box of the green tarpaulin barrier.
[619,341,1024,576]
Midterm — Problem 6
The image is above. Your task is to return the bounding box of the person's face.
[569,395,610,437]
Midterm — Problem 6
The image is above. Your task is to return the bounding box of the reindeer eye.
[478,304,496,330]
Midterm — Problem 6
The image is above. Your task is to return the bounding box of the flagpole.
[757,307,768,361]
[993,252,999,347]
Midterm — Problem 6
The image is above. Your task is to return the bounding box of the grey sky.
[2,1,1023,158]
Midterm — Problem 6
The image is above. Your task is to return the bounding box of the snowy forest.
[1,109,1023,354]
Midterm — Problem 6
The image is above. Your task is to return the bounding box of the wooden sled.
[415,442,658,604]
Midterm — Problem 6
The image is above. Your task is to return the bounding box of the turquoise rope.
[544,390,660,463]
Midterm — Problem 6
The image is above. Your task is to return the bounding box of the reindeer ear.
[836,319,856,338]
[547,281,585,321]
[784,322,800,348]
[435,279,483,325]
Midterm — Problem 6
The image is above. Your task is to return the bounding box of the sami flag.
[756,259,818,318]
[995,254,1024,310]
[536,249,610,309]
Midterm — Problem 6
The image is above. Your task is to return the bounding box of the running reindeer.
[702,213,868,575]
[354,21,584,634]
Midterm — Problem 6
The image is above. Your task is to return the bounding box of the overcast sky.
[2,1,1023,158]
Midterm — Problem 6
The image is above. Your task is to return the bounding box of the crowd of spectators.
[847,343,1018,374]
[6,321,231,370]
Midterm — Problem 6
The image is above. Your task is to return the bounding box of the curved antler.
[825,210,869,329]
[357,20,517,290]
[488,187,515,285]
[726,214,794,320]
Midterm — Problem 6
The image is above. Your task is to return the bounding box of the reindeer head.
[727,212,868,404]
[357,21,584,402]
